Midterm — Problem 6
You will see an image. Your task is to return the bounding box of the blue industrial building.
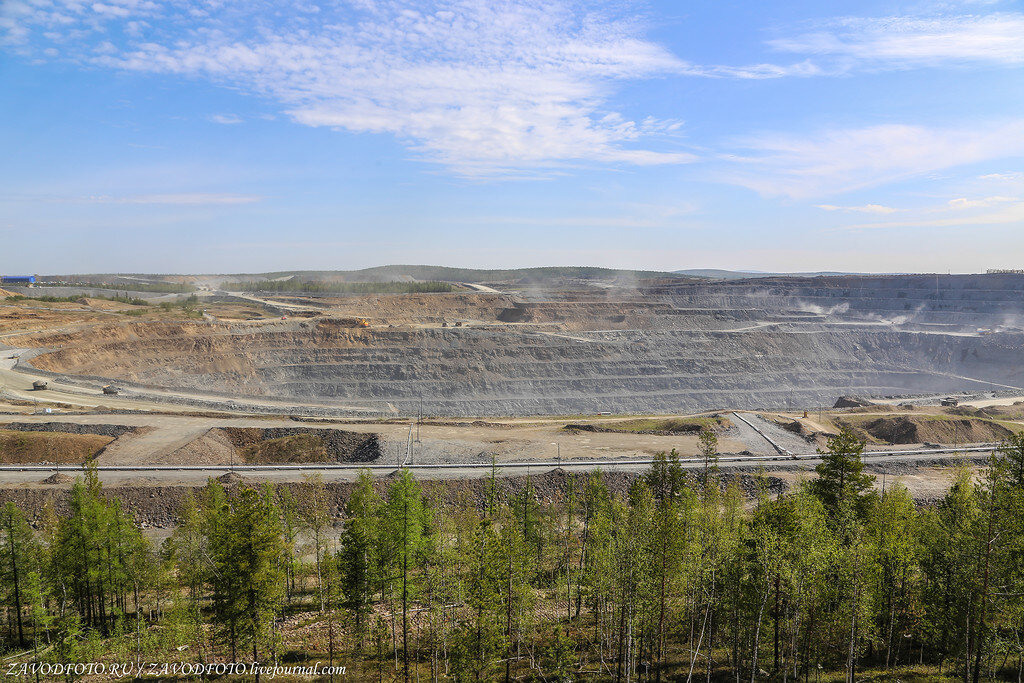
[1,275,37,287]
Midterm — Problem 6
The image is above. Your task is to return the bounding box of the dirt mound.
[977,402,1024,420]
[780,420,808,436]
[41,472,74,484]
[242,433,330,463]
[855,416,1016,444]
[0,429,113,464]
[162,428,237,465]
[221,427,381,463]
[0,288,19,298]
[217,471,244,485]
[80,298,141,311]
[834,396,876,409]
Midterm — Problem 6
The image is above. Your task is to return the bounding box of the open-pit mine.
[5,272,1024,416]
[1,269,1023,507]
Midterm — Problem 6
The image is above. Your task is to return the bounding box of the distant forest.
[3,430,1024,681]
[36,281,196,293]
[221,280,457,294]
[246,265,679,284]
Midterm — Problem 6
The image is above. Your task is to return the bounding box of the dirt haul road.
[0,348,382,416]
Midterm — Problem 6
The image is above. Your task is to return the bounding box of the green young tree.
[918,469,982,675]
[811,427,875,524]
[381,469,431,682]
[278,488,301,604]
[167,492,210,662]
[209,485,285,671]
[646,449,685,503]
[339,470,380,647]
[298,473,331,612]
[864,483,921,669]
[698,428,720,491]
[50,465,154,635]
[1,501,40,649]
[452,516,505,682]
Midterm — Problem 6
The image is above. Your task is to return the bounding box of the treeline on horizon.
[245,265,679,284]
[221,280,457,294]
[36,281,196,293]
[3,430,1024,681]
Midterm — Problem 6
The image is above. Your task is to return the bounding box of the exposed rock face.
[14,274,1024,416]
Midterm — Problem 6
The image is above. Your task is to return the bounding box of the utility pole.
[404,423,414,466]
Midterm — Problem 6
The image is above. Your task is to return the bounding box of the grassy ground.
[564,415,731,434]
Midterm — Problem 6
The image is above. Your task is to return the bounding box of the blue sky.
[1,0,1022,274]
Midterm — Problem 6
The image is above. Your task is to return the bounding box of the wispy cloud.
[721,120,1024,198]
[816,203,898,214]
[839,201,1024,231]
[946,195,1017,209]
[829,174,1024,231]
[208,113,242,125]
[2,0,695,176]
[769,13,1024,70]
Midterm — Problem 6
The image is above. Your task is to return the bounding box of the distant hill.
[675,269,861,280]
[239,265,684,284]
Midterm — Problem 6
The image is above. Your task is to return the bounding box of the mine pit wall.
[17,324,1024,417]
[251,327,1024,414]
[13,274,1024,417]
[649,273,1024,327]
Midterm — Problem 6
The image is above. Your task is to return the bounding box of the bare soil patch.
[0,429,113,464]
[221,427,382,463]
[163,428,237,465]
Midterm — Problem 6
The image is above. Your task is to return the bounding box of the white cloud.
[816,203,898,214]
[947,195,1017,209]
[3,0,695,177]
[824,186,1024,232]
[839,201,1024,230]
[978,172,1024,182]
[208,113,242,125]
[721,120,1024,198]
[770,13,1024,69]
